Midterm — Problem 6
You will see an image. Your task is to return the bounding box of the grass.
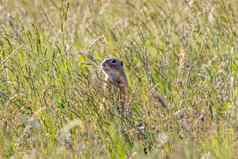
[0,0,238,158]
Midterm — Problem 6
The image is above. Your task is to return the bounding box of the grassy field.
[0,0,238,158]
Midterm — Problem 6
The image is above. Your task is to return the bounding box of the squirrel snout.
[101,62,106,69]
[102,62,109,68]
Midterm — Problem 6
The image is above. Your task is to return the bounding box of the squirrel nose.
[102,63,108,67]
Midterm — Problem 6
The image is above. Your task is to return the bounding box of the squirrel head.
[101,58,125,84]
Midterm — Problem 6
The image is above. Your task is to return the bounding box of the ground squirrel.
[101,58,130,116]
[101,58,151,153]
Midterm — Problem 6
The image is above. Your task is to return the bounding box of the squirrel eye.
[111,59,116,64]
